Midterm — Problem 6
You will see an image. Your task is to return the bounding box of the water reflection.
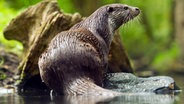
[0,73,183,104]
[103,94,175,104]
[0,93,178,104]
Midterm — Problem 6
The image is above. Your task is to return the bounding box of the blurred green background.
[0,0,183,74]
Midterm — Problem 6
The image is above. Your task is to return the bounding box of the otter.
[38,4,140,95]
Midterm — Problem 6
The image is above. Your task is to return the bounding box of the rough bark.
[3,0,132,89]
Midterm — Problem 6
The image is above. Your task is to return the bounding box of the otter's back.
[38,28,108,92]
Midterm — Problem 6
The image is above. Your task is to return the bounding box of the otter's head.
[73,4,140,47]
[104,4,140,31]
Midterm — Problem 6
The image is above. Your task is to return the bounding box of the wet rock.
[104,73,179,93]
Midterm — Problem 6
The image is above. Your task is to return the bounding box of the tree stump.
[3,0,133,90]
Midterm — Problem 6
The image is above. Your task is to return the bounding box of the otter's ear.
[107,6,114,13]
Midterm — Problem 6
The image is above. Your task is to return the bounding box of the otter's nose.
[132,7,140,16]
[135,7,140,13]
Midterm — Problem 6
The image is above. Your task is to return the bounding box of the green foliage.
[5,0,41,9]
[101,0,179,72]
[0,0,23,54]
[151,43,180,72]
[58,0,76,13]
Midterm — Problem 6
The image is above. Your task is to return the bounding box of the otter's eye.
[107,7,114,12]
[124,6,128,10]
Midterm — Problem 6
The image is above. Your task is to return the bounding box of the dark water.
[0,74,183,104]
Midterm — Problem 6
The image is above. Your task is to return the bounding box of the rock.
[104,73,179,93]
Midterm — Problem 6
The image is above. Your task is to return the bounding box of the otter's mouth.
[123,8,140,24]
[124,12,139,23]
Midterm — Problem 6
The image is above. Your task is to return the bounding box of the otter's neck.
[71,12,115,48]
[88,15,114,47]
